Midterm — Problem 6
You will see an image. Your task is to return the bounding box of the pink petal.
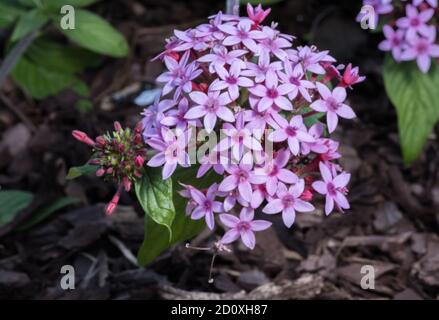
[335,192,350,210]
[266,176,278,196]
[220,213,240,228]
[189,91,207,105]
[147,152,166,167]
[184,106,206,119]
[250,220,272,231]
[258,97,274,111]
[262,199,283,214]
[294,199,315,212]
[282,206,296,228]
[274,96,293,110]
[216,107,235,122]
[319,162,333,182]
[310,100,327,112]
[221,229,240,244]
[240,207,254,221]
[316,82,332,100]
[219,175,238,192]
[312,181,327,195]
[238,181,253,202]
[191,207,206,220]
[162,162,177,179]
[326,111,339,133]
[337,104,356,119]
[204,113,217,133]
[325,195,334,215]
[249,84,267,97]
[278,169,298,184]
[269,129,288,142]
[288,137,300,155]
[240,229,256,249]
[205,211,215,230]
[223,35,241,46]
[417,55,431,73]
[333,172,351,188]
[332,87,347,103]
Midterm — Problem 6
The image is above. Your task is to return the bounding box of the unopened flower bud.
[135,155,145,167]
[300,188,313,201]
[96,168,105,177]
[123,176,132,192]
[96,136,106,147]
[106,188,121,216]
[114,121,122,132]
[72,130,95,146]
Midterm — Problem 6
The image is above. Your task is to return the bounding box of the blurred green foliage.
[0,0,129,101]
[384,57,439,165]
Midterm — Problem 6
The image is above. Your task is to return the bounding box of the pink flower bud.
[341,64,365,87]
[123,176,132,192]
[72,130,95,146]
[114,121,122,132]
[300,188,313,202]
[135,155,145,167]
[134,122,143,134]
[96,168,105,177]
[96,136,106,147]
[105,187,121,216]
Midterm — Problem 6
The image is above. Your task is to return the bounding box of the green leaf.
[41,0,100,11]
[66,164,98,180]
[11,9,48,42]
[56,9,129,57]
[136,166,220,266]
[0,190,34,226]
[75,98,93,112]
[11,56,82,99]
[383,56,439,165]
[300,106,325,128]
[135,167,175,241]
[18,196,79,230]
[0,3,24,28]
[26,38,101,74]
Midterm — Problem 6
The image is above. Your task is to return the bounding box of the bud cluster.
[72,122,147,215]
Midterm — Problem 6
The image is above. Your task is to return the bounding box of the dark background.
[0,0,438,300]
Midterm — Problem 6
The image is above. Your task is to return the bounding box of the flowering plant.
[358,0,439,164]
[72,4,364,267]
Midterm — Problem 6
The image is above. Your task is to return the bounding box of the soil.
[0,0,438,300]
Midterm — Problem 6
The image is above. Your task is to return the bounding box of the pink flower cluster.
[359,0,439,73]
[143,5,363,250]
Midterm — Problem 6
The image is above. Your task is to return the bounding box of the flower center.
[233,131,245,143]
[266,88,278,99]
[289,76,301,86]
[391,36,401,46]
[237,221,251,232]
[326,97,340,112]
[327,182,336,196]
[285,126,297,137]
[205,98,219,112]
[268,164,279,176]
[237,29,249,39]
[203,200,212,211]
[282,195,295,208]
[410,17,420,27]
[226,76,238,85]
[416,41,428,54]
[236,170,249,182]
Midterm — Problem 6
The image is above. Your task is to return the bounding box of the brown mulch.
[0,0,438,300]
